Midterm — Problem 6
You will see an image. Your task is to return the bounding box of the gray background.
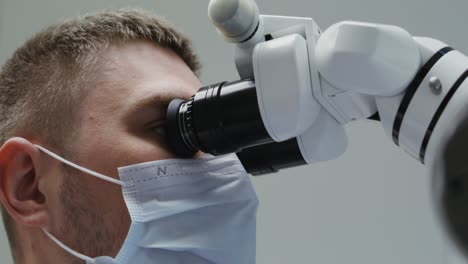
[0,0,468,263]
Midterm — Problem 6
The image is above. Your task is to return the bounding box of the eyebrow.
[126,93,175,120]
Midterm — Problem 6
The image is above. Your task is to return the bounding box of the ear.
[0,137,49,227]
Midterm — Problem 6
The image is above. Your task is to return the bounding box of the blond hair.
[0,9,199,261]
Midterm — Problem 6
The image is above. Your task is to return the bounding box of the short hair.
[0,8,200,261]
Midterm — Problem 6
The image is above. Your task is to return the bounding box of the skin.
[0,40,202,263]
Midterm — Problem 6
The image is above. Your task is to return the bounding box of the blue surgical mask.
[37,145,259,264]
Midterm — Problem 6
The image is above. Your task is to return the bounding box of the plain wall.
[1,0,468,263]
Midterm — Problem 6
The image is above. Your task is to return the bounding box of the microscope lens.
[166,79,273,157]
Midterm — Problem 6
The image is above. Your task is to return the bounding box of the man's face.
[52,40,202,259]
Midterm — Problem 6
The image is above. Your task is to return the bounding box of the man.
[0,9,258,264]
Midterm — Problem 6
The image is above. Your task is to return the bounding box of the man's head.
[0,9,201,263]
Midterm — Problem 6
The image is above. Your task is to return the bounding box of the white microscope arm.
[315,21,468,167]
[208,0,468,167]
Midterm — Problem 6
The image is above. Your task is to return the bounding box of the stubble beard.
[59,165,128,264]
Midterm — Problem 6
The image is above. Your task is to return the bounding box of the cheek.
[115,134,177,166]
[74,117,176,182]
[113,118,179,165]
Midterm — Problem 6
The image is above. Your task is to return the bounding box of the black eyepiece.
[165,99,198,158]
[165,79,272,156]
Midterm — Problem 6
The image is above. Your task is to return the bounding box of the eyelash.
[152,123,167,137]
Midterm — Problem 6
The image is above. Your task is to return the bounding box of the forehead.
[85,40,201,114]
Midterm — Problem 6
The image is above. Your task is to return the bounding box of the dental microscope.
[164,0,468,258]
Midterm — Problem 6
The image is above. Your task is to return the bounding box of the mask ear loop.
[42,228,94,263]
[35,145,127,187]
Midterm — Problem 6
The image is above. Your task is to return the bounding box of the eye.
[152,123,167,137]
